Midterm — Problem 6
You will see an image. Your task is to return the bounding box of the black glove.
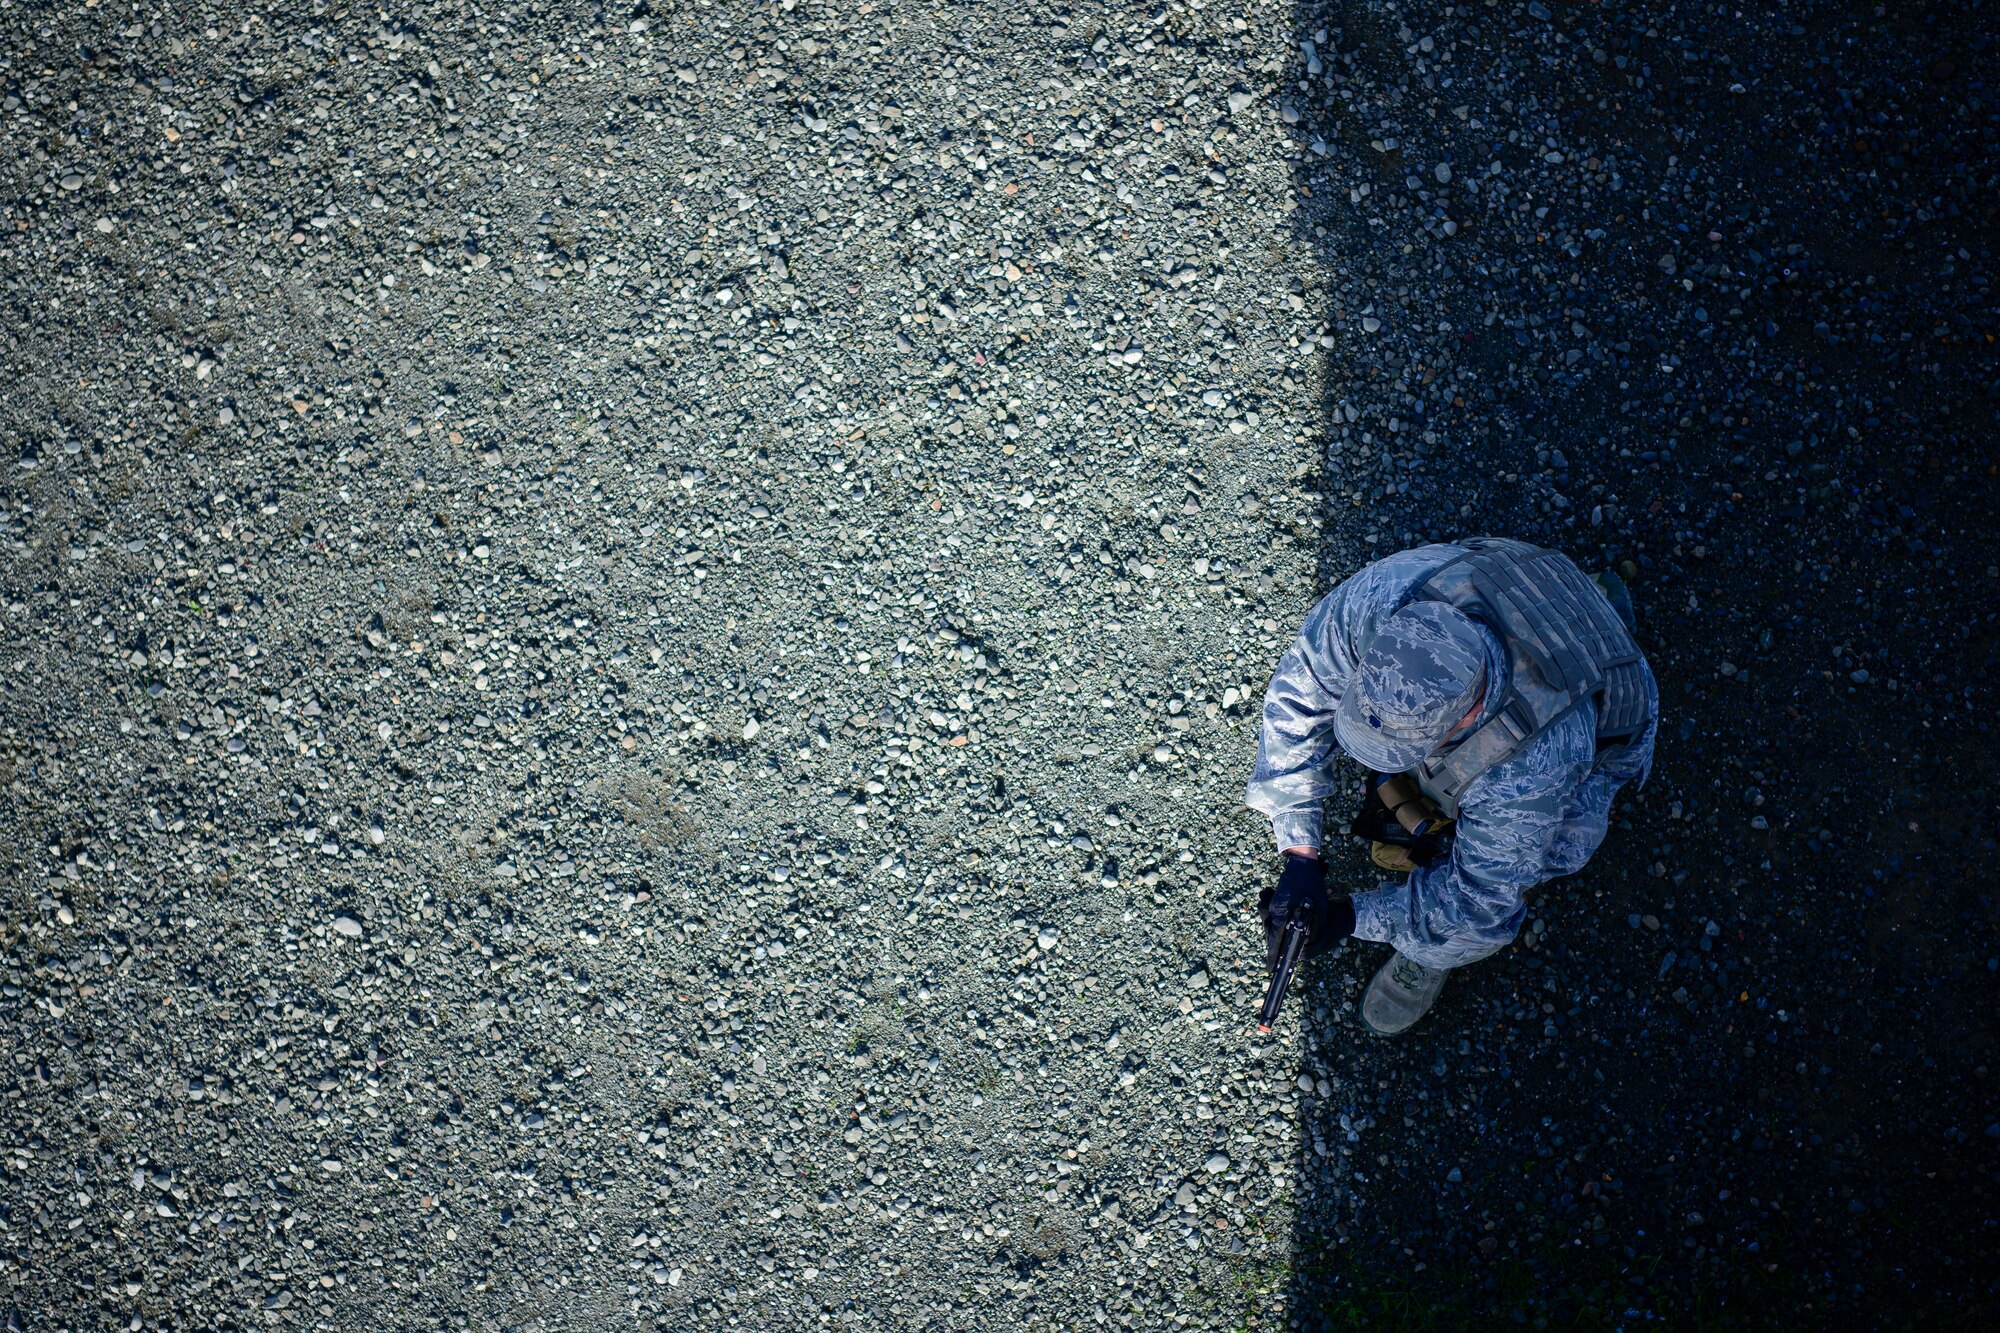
[1260,853,1356,968]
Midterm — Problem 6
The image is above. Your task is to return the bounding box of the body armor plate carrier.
[1396,538,1649,818]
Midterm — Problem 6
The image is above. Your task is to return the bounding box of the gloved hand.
[1259,852,1356,967]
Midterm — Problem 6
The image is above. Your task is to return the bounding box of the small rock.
[332,916,364,938]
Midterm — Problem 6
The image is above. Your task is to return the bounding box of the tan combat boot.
[1360,951,1448,1035]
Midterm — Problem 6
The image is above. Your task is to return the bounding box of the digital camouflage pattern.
[1246,544,1660,969]
[1331,598,1488,774]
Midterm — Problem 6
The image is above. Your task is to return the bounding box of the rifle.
[1256,914,1311,1034]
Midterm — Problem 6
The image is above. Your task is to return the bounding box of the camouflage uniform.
[1245,544,1660,970]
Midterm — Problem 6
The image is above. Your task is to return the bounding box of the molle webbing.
[1400,538,1648,812]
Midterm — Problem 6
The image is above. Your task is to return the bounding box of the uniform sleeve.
[1349,720,1590,969]
[1547,670,1659,876]
[1242,628,1349,852]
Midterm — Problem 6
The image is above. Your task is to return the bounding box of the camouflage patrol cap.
[1334,601,1487,773]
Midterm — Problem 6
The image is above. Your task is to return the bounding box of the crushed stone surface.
[1,1,1993,1328]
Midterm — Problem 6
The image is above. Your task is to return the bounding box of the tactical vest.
[1394,538,1650,818]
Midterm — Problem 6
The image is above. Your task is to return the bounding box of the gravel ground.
[0,2,1992,1330]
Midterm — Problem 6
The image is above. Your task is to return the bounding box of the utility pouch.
[1376,774,1447,838]
[1348,773,1456,871]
